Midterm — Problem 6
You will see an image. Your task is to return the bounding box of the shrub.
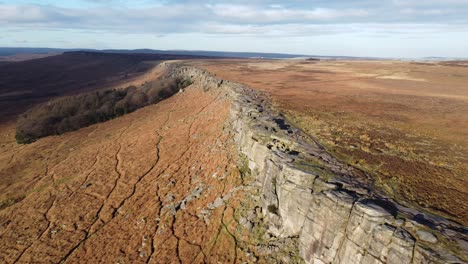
[16,76,191,144]
[177,79,193,89]
[15,130,34,144]
[267,204,279,215]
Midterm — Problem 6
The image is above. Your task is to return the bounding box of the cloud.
[0,0,468,33]
[208,4,369,23]
[392,0,468,6]
[0,1,467,39]
[0,4,201,33]
[201,22,468,38]
[202,23,353,37]
[400,8,456,15]
[0,5,49,22]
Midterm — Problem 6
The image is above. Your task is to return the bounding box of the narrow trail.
[79,151,100,187]
[146,185,163,264]
[58,124,134,263]
[146,92,222,263]
[110,102,175,219]
[58,107,174,263]
[12,194,56,263]
[0,136,81,258]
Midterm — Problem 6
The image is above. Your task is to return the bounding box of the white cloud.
[202,23,351,36]
[393,0,468,6]
[208,4,369,23]
[1,2,467,32]
[0,5,49,22]
[1,1,467,57]
[400,8,455,15]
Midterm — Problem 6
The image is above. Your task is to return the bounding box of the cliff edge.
[169,63,468,263]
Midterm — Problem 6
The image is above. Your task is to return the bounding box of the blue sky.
[1,0,468,57]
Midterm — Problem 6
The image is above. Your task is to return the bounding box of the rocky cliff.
[168,63,468,264]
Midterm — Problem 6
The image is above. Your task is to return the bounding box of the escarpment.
[168,63,468,263]
[0,61,466,263]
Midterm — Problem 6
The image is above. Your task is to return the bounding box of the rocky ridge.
[167,62,468,263]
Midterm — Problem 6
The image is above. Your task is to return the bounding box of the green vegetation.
[267,204,279,215]
[177,78,193,89]
[237,153,251,179]
[16,77,192,144]
[0,195,25,210]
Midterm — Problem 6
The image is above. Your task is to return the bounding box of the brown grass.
[0,76,244,262]
[194,59,468,225]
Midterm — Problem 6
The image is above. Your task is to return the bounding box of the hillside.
[0,51,211,122]
[0,67,245,262]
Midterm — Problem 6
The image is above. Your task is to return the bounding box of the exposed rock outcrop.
[169,63,468,264]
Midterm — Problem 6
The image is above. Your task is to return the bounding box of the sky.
[1,0,468,58]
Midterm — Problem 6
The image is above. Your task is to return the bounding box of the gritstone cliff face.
[169,63,468,264]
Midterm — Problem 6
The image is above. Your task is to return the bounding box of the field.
[195,59,468,225]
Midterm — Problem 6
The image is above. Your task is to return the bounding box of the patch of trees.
[16,77,192,144]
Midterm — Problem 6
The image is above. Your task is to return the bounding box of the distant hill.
[0,48,87,62]
[0,47,76,56]
[0,47,313,60]
[0,52,63,62]
[0,47,403,61]
[4,47,467,61]
[101,49,312,59]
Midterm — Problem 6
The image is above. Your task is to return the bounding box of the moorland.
[195,59,468,225]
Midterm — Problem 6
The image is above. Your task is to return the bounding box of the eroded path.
[0,83,244,263]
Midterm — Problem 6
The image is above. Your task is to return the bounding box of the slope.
[0,69,244,263]
[0,51,211,122]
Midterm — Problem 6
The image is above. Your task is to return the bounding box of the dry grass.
[0,79,244,262]
[195,59,468,225]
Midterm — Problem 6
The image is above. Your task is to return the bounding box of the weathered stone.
[368,224,396,261]
[211,197,224,209]
[416,230,438,244]
[276,164,315,237]
[300,191,356,263]
[413,244,463,263]
[386,230,415,263]
[312,177,340,193]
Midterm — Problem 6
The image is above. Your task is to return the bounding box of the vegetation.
[0,195,25,211]
[237,153,251,180]
[16,77,192,144]
[267,204,279,215]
